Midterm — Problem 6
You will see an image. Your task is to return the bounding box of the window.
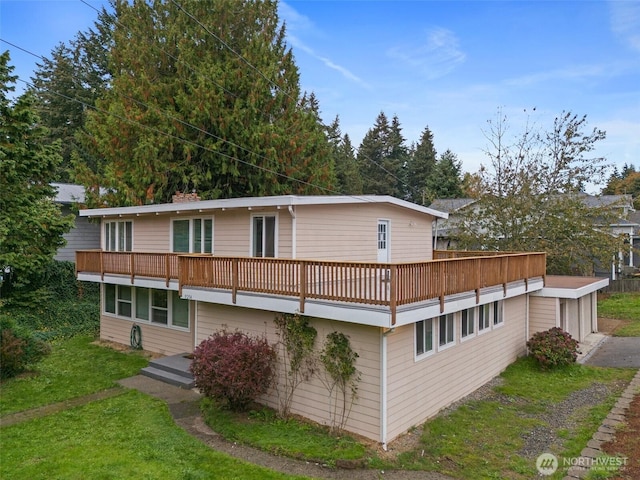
[438,313,455,347]
[117,286,132,317]
[416,319,434,357]
[103,285,189,330]
[105,221,132,251]
[252,215,276,257]
[172,218,213,253]
[479,303,491,331]
[152,289,168,325]
[461,307,475,338]
[493,301,504,326]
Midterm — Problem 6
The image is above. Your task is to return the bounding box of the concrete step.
[140,366,195,389]
[148,353,194,379]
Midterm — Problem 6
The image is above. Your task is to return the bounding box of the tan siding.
[294,204,433,262]
[133,216,170,252]
[566,299,580,340]
[196,303,381,441]
[529,296,558,335]
[385,296,527,441]
[100,315,192,355]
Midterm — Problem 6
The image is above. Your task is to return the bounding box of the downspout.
[381,327,393,450]
[433,218,439,251]
[288,205,296,259]
[193,300,199,350]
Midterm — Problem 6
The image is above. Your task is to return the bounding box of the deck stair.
[141,353,195,389]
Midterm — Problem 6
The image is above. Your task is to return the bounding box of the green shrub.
[190,330,277,411]
[0,315,51,379]
[527,327,579,370]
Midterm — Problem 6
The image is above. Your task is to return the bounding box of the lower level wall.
[529,296,558,335]
[100,314,193,355]
[195,303,382,442]
[385,295,528,442]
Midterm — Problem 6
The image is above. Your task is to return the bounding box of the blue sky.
[1,0,639,192]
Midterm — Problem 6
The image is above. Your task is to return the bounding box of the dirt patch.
[91,339,162,359]
[601,392,640,479]
[599,318,629,335]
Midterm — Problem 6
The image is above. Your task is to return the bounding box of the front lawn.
[1,391,306,480]
[0,336,306,480]
[598,293,640,336]
[0,335,149,416]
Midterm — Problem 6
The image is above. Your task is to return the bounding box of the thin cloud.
[387,27,466,80]
[279,2,371,89]
[610,0,640,52]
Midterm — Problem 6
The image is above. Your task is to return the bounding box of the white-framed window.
[493,300,504,326]
[251,215,277,258]
[104,221,132,251]
[103,284,189,330]
[461,307,476,339]
[438,313,455,348]
[415,318,434,358]
[479,303,491,332]
[171,217,213,253]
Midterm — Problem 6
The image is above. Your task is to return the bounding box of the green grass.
[598,293,640,336]
[0,336,305,480]
[201,398,367,465]
[0,335,149,416]
[391,358,635,479]
[1,391,305,480]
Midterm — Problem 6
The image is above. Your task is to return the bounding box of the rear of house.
[76,194,604,446]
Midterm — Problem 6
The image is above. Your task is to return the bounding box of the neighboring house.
[75,194,605,447]
[52,183,101,262]
[430,194,638,279]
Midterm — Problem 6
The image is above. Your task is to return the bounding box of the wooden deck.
[76,250,546,325]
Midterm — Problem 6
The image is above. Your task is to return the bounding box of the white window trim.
[478,303,492,335]
[250,213,279,258]
[414,318,435,361]
[102,284,190,332]
[460,307,477,342]
[103,220,133,252]
[170,216,214,254]
[437,313,456,351]
[492,300,505,328]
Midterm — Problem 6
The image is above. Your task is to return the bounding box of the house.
[75,194,605,447]
[52,183,101,263]
[430,194,638,279]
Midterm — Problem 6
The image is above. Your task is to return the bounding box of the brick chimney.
[172,191,201,203]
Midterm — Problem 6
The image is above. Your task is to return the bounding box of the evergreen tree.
[29,5,115,183]
[357,112,406,197]
[602,163,640,209]
[77,0,334,207]
[327,116,361,194]
[405,126,437,204]
[426,150,463,202]
[0,52,73,293]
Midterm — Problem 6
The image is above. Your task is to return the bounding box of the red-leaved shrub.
[527,327,580,370]
[190,330,277,411]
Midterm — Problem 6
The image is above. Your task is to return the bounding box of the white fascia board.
[393,278,545,327]
[532,278,609,300]
[77,273,179,291]
[78,194,448,220]
[180,287,392,327]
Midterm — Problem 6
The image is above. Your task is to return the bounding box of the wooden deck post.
[390,264,397,325]
[232,258,238,304]
[299,261,307,313]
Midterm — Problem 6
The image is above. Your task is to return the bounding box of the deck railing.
[76,250,546,325]
[76,250,180,287]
